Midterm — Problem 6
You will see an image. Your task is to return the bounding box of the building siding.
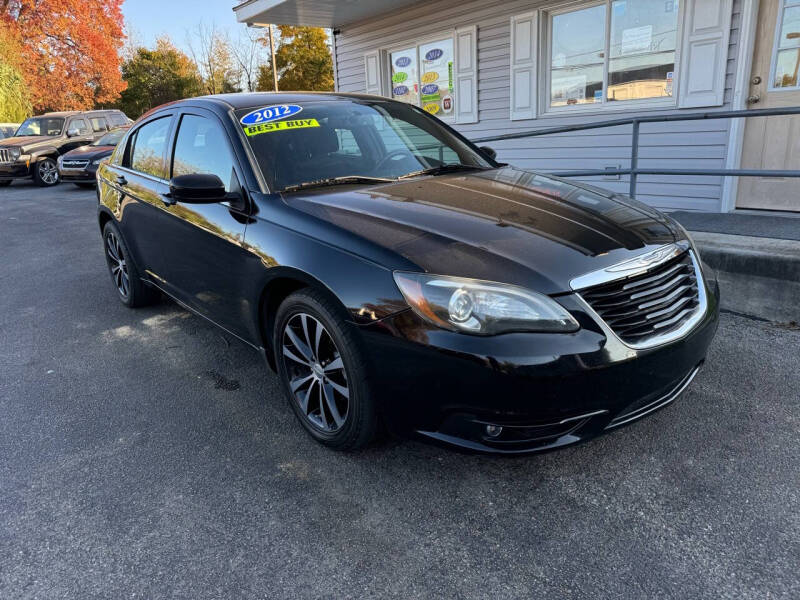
[334,0,743,212]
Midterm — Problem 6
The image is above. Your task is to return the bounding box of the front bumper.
[357,273,720,454]
[60,165,98,182]
[0,162,31,180]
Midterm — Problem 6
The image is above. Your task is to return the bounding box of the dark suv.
[0,109,131,187]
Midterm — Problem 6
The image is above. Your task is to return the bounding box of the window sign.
[387,37,456,119]
[419,39,455,116]
[390,49,419,105]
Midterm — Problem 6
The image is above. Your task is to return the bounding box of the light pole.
[249,22,279,91]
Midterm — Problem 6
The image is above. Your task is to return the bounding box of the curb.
[691,232,800,324]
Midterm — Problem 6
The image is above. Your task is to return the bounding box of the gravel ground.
[1,180,798,599]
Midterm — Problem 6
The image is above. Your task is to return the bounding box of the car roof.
[162,92,384,112]
[36,110,124,118]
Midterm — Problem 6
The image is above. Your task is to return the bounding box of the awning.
[234,0,419,28]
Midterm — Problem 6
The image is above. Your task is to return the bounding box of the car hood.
[282,167,682,294]
[0,135,57,151]
[62,145,114,160]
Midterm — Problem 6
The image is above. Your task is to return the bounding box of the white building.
[235,0,800,214]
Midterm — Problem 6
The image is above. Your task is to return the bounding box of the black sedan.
[95,93,719,454]
[59,127,130,187]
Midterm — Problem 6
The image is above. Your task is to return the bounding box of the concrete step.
[691,232,800,324]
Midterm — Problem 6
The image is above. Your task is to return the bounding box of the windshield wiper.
[398,164,488,179]
[282,175,396,193]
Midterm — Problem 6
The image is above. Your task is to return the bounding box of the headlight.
[92,158,104,165]
[393,272,579,335]
[9,147,21,161]
[57,155,63,167]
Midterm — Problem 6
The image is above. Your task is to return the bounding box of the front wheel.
[33,158,60,187]
[274,289,377,450]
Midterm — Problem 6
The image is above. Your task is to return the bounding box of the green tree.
[257,26,334,92]
[0,24,31,122]
[118,37,202,119]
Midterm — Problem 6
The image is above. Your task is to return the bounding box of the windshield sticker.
[423,103,440,115]
[243,118,320,137]
[395,56,412,68]
[240,104,303,126]
[392,85,409,96]
[391,71,408,84]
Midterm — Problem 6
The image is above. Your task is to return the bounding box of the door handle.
[115,175,127,185]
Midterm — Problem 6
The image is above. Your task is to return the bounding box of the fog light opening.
[485,425,503,438]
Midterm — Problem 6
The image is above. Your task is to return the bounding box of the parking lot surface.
[1,181,799,599]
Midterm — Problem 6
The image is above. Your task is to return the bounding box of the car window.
[172,114,237,192]
[16,117,64,136]
[127,117,171,179]
[110,114,129,127]
[238,100,491,191]
[90,117,108,133]
[70,119,91,135]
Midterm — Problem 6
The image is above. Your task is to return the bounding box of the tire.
[0,180,11,187]
[33,157,60,187]
[74,182,95,189]
[274,289,377,450]
[102,221,159,308]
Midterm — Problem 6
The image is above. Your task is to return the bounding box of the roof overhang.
[234,0,420,29]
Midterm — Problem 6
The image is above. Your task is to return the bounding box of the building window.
[547,0,680,110]
[388,36,456,119]
[772,0,800,89]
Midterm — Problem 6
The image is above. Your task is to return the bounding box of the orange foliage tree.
[0,0,126,111]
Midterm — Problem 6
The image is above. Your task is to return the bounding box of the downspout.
[332,28,341,92]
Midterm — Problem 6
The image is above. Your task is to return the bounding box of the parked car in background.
[59,126,130,188]
[95,93,719,454]
[0,109,130,187]
[0,123,20,141]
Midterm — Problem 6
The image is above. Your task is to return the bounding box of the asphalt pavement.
[1,180,799,599]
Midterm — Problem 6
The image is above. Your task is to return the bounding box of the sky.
[122,0,246,55]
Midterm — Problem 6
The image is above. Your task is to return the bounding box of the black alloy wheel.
[282,312,350,432]
[106,230,130,300]
[34,157,60,186]
[274,290,376,450]
[101,221,159,308]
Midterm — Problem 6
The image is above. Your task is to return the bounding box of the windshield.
[15,117,65,137]
[93,129,127,147]
[236,100,493,192]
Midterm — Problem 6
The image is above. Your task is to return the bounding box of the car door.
[110,113,176,278]
[153,108,252,339]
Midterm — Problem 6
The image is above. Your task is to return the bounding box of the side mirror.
[169,174,227,204]
[479,146,498,161]
[67,128,80,138]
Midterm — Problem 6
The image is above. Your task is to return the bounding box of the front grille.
[61,159,89,170]
[580,250,700,346]
[0,148,11,163]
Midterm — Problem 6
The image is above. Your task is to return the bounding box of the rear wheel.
[102,221,159,308]
[274,289,377,450]
[33,158,60,187]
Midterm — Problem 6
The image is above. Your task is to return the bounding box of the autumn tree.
[257,26,334,92]
[0,0,127,111]
[0,22,30,121]
[118,37,202,119]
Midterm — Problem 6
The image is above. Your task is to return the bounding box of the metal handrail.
[473,106,800,198]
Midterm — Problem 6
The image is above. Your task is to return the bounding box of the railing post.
[629,119,639,199]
